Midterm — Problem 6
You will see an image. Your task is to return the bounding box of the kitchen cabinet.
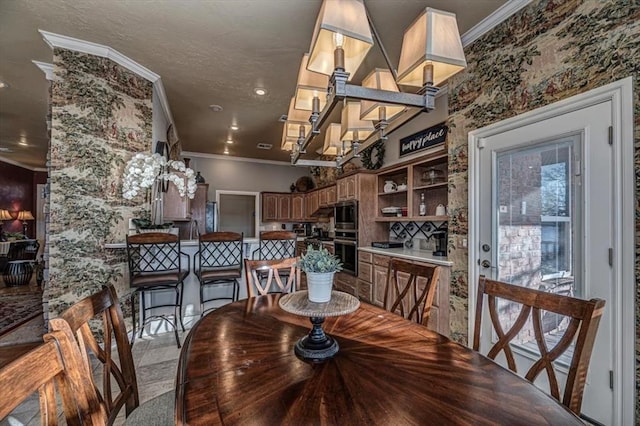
[291,194,306,221]
[326,185,337,205]
[163,175,192,221]
[358,251,450,337]
[335,271,357,296]
[261,192,291,222]
[337,175,357,201]
[317,184,336,207]
[306,190,319,219]
[374,151,448,222]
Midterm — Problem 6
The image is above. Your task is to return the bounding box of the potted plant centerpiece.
[298,245,342,303]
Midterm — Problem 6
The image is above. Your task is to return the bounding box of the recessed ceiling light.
[254,88,267,96]
[226,139,233,144]
[230,125,239,131]
[18,141,28,146]
[0,147,12,152]
[0,81,8,89]
[223,148,229,155]
[209,104,223,112]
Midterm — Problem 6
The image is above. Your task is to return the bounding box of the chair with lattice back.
[244,257,300,297]
[472,276,605,416]
[252,231,297,260]
[383,258,440,326]
[49,284,175,425]
[126,232,188,347]
[195,232,243,315]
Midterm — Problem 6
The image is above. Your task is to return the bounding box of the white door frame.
[468,77,634,425]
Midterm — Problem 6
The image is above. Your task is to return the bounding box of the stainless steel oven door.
[334,239,357,276]
[334,201,357,230]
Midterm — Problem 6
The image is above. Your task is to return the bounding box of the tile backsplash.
[389,221,447,250]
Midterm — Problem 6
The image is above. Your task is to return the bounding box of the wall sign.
[399,122,448,157]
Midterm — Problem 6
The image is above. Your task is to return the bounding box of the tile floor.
[0,329,184,426]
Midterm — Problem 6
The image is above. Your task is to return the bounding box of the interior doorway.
[216,190,259,238]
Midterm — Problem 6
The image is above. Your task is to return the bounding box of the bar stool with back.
[195,232,243,315]
[252,230,297,260]
[126,232,188,348]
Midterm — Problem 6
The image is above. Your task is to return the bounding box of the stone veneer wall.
[47,48,153,320]
[444,0,638,412]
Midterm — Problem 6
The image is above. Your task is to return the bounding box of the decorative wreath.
[361,140,385,170]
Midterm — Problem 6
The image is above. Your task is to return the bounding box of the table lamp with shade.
[17,210,34,238]
[0,209,12,242]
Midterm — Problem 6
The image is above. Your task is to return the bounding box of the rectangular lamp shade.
[397,7,467,87]
[17,210,35,221]
[340,101,374,141]
[281,120,311,151]
[294,53,329,111]
[307,0,373,78]
[322,123,343,155]
[0,209,12,221]
[360,68,406,121]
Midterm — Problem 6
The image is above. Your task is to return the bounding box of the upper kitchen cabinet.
[318,184,337,207]
[336,174,362,201]
[261,192,291,222]
[306,190,319,219]
[291,193,306,221]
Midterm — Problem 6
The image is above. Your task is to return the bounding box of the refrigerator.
[205,201,219,233]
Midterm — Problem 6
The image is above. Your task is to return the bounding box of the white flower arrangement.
[122,152,197,200]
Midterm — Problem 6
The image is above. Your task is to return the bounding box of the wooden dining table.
[175,294,583,425]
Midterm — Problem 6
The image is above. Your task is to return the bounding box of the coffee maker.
[432,231,447,257]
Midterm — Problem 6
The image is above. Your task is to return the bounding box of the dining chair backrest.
[244,257,300,297]
[472,276,606,415]
[49,285,139,425]
[126,232,185,280]
[253,231,297,260]
[383,258,440,326]
[0,329,107,425]
[196,232,243,271]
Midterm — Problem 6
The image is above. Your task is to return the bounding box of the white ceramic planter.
[306,271,335,303]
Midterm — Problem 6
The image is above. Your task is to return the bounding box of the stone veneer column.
[47,48,153,323]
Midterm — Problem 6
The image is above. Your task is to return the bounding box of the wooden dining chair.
[49,284,174,425]
[473,276,606,415]
[0,329,107,425]
[383,258,440,326]
[244,257,300,297]
[195,231,243,314]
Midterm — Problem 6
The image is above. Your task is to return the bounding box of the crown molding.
[32,60,54,81]
[461,0,533,47]
[38,30,177,140]
[0,156,46,171]
[181,151,301,167]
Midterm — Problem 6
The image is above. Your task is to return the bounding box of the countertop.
[358,246,452,267]
[104,237,260,249]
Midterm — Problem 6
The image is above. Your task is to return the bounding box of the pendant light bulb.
[334,32,344,48]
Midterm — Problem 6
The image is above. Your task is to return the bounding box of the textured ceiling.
[0,0,507,169]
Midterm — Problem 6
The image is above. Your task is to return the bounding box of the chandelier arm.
[338,107,423,167]
[343,84,426,108]
[365,3,397,81]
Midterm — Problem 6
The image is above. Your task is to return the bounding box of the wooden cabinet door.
[326,185,337,205]
[306,190,319,218]
[346,175,357,199]
[291,194,305,221]
[163,175,191,220]
[190,183,208,235]
[336,179,347,201]
[278,194,291,221]
[373,264,388,308]
[318,188,328,207]
[261,193,278,222]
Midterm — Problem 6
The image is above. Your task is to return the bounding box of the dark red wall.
[0,161,47,237]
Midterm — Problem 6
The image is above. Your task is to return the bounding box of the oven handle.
[334,239,358,246]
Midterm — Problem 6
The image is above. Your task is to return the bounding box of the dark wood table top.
[176,294,582,426]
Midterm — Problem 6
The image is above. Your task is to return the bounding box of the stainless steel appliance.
[333,238,357,275]
[433,231,447,256]
[205,201,219,233]
[334,201,357,230]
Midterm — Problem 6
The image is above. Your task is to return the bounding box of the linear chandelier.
[283,0,467,168]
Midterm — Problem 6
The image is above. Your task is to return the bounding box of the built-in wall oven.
[334,200,358,275]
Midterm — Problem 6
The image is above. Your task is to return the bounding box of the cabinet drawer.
[358,251,372,263]
[357,279,372,303]
[358,261,372,283]
[335,278,356,296]
[373,254,390,267]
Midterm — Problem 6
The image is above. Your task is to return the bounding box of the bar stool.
[252,231,297,260]
[126,232,188,347]
[195,232,243,315]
